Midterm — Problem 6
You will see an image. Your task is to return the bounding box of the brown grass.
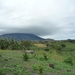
[34,43,46,47]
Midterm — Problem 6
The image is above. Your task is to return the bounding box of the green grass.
[0,49,75,75]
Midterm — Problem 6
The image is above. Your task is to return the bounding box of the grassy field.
[0,46,75,75]
[0,40,75,75]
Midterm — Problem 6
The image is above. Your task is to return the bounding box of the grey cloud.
[17,25,60,36]
[0,22,61,36]
[0,0,75,40]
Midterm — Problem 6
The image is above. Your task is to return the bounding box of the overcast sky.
[0,0,75,40]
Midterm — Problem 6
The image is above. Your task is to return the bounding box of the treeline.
[0,38,32,50]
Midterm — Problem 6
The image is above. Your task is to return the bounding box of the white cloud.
[0,0,75,39]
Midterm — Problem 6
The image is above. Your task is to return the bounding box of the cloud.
[0,0,75,39]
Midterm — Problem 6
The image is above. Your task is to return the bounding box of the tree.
[21,40,32,50]
[0,39,9,50]
[60,44,66,48]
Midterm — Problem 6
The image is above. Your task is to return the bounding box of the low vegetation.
[0,38,75,75]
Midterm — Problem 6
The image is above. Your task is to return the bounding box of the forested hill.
[0,33,44,41]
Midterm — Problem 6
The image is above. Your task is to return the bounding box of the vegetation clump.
[0,38,75,75]
[43,53,48,60]
[0,68,4,75]
[38,65,43,74]
[32,64,38,71]
[23,52,29,61]
[64,57,73,66]
[45,48,49,51]
[49,64,55,69]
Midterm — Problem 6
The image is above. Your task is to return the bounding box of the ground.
[0,49,75,75]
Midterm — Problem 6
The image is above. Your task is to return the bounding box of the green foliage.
[64,72,75,75]
[39,41,44,44]
[64,57,73,66]
[0,50,75,75]
[46,43,50,47]
[0,39,75,75]
[38,65,43,74]
[0,68,4,75]
[50,45,55,48]
[45,48,49,51]
[60,44,66,48]
[39,56,44,61]
[14,64,24,75]
[0,37,33,50]
[23,52,29,61]
[32,64,38,71]
[4,58,8,61]
[55,46,62,54]
[32,64,43,74]
[43,53,48,60]
[67,39,75,43]
[21,40,32,50]
[24,71,31,75]
[0,55,2,57]
[0,38,11,50]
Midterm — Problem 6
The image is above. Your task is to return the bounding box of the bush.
[0,68,4,75]
[39,56,44,61]
[32,64,43,74]
[23,53,29,61]
[38,65,43,74]
[43,53,48,60]
[45,48,49,51]
[60,44,66,48]
[64,57,73,66]
[0,55,2,57]
[14,64,24,75]
[32,64,38,71]
[4,58,8,61]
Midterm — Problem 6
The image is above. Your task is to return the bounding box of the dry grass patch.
[34,44,46,47]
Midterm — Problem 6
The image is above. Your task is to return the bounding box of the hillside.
[0,33,44,41]
[0,39,75,75]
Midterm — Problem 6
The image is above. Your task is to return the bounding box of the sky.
[0,0,75,40]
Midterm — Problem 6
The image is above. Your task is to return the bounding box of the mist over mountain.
[0,33,45,41]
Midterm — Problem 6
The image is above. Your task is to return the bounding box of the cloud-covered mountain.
[0,33,45,41]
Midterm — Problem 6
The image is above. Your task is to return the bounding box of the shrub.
[39,56,44,61]
[14,64,24,75]
[0,55,2,57]
[0,68,4,75]
[45,48,49,51]
[4,58,8,61]
[32,64,38,71]
[43,53,48,60]
[60,44,66,48]
[32,64,43,74]
[64,57,73,66]
[38,65,43,74]
[23,52,29,61]
[55,46,63,54]
[33,54,38,59]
